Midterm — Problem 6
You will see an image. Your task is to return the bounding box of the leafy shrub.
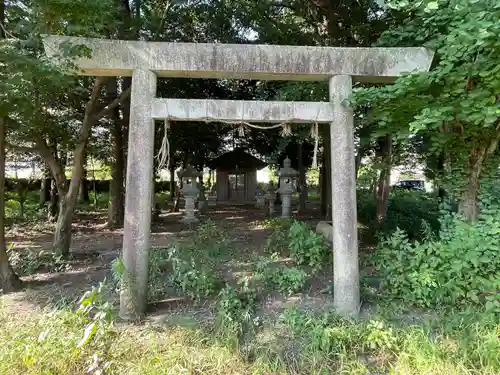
[146,221,229,302]
[168,245,222,300]
[216,280,257,326]
[147,244,222,302]
[288,221,328,273]
[265,219,328,273]
[75,279,116,349]
[254,259,308,295]
[273,267,308,295]
[357,189,440,240]
[264,218,294,254]
[371,214,500,312]
[7,245,68,275]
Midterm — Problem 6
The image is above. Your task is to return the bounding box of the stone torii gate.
[43,36,433,319]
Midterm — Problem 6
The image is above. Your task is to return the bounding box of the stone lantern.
[277,157,298,218]
[265,182,277,216]
[177,165,202,224]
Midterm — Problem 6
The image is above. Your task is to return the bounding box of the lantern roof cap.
[277,157,298,177]
[177,165,202,178]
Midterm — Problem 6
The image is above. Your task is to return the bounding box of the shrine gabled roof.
[207,148,267,171]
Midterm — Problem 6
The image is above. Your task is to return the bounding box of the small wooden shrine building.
[207,148,267,203]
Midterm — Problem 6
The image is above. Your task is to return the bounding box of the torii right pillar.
[329,75,360,317]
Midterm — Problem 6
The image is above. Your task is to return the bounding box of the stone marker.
[265,183,277,217]
[277,157,298,218]
[255,186,266,208]
[316,221,333,243]
[255,193,266,208]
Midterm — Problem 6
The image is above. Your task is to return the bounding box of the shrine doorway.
[207,148,267,204]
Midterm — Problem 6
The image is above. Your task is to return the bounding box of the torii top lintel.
[43,36,434,83]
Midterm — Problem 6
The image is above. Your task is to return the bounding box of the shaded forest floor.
[3,203,347,319]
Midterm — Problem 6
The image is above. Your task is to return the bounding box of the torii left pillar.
[120,68,157,319]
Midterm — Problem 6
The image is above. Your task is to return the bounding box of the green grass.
[0,299,497,375]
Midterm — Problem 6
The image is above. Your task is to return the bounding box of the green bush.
[4,191,41,221]
[370,214,500,312]
[254,259,309,295]
[7,245,68,275]
[265,219,328,273]
[288,221,328,273]
[264,218,294,254]
[357,189,440,239]
[147,221,228,302]
[216,280,257,326]
[168,245,222,300]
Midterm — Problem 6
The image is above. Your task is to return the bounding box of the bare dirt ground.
[3,204,351,322]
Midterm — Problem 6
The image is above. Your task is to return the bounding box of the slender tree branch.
[32,135,68,192]
[95,86,132,120]
[5,143,39,154]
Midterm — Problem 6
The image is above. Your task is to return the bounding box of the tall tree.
[0,0,22,292]
[2,0,126,255]
[355,0,500,221]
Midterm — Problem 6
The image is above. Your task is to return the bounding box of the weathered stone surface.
[278,157,298,218]
[329,75,360,318]
[207,194,217,207]
[152,99,334,123]
[178,166,201,225]
[255,194,266,208]
[265,186,277,217]
[120,68,157,320]
[316,221,333,243]
[43,36,434,83]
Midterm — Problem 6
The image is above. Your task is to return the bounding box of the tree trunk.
[320,166,326,216]
[38,77,108,256]
[375,168,391,226]
[48,178,58,222]
[457,145,492,222]
[53,193,75,256]
[39,165,51,207]
[375,135,392,226]
[121,77,131,189]
[458,178,479,222]
[320,125,332,220]
[152,176,160,222]
[0,0,21,291]
[0,115,22,292]
[371,176,377,200]
[79,153,90,203]
[169,165,175,201]
[298,142,307,213]
[107,78,125,227]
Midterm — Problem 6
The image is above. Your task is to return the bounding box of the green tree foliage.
[355,0,500,221]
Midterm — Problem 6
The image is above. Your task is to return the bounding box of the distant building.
[207,148,267,203]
